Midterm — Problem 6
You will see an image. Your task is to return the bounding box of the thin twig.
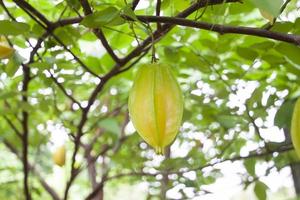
[49,71,83,109]
[131,0,140,10]
[156,0,162,30]
[79,0,121,64]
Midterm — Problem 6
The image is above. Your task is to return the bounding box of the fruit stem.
[146,23,157,63]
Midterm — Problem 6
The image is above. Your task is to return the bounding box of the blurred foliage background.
[0,0,300,199]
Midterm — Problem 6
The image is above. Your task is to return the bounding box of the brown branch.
[156,0,162,30]
[245,103,266,142]
[49,71,83,109]
[136,15,300,45]
[21,63,31,200]
[120,0,241,64]
[54,7,300,47]
[82,143,97,189]
[29,32,49,63]
[103,144,294,182]
[85,175,107,200]
[79,0,121,64]
[131,0,140,10]
[85,116,131,200]
[53,0,241,65]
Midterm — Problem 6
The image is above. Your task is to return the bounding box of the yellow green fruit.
[0,36,14,59]
[52,145,66,167]
[291,98,300,158]
[128,63,183,154]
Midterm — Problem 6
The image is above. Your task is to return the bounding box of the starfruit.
[52,145,66,167]
[291,98,300,158]
[0,36,14,59]
[128,63,183,154]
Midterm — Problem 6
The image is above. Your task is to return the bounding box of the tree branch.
[79,0,121,64]
[103,144,294,182]
[29,32,49,63]
[156,0,161,30]
[245,103,267,144]
[49,71,83,110]
[12,0,52,27]
[21,63,31,200]
[136,15,300,45]
[119,0,241,64]
[53,0,242,65]
[131,0,140,10]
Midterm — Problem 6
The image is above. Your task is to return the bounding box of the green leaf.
[216,115,240,129]
[29,61,52,70]
[0,91,18,99]
[183,51,209,72]
[6,53,24,77]
[164,47,180,63]
[249,0,283,17]
[236,47,258,60]
[0,20,30,35]
[254,181,268,200]
[275,43,300,65]
[99,118,120,135]
[161,0,170,9]
[244,158,256,176]
[271,22,294,33]
[274,100,296,129]
[80,7,122,28]
[121,5,138,21]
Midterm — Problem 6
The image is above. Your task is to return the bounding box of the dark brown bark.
[21,64,31,200]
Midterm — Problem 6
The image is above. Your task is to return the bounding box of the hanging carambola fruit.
[52,145,66,167]
[128,63,183,154]
[291,98,300,158]
[0,36,14,59]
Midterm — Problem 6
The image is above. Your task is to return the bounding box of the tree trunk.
[84,144,102,200]
[283,129,300,196]
[160,147,171,200]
